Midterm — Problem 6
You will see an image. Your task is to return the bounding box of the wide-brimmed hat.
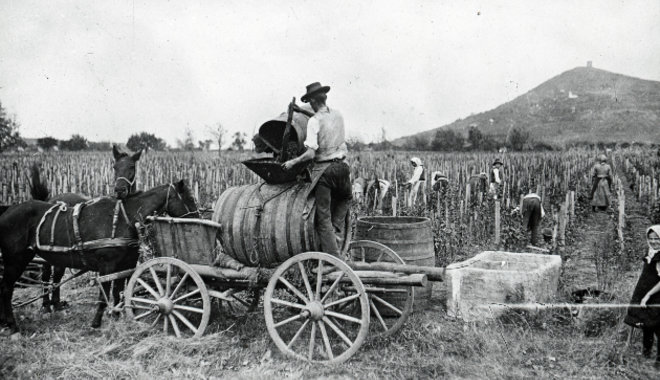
[301,82,331,103]
[492,158,503,166]
[598,154,607,163]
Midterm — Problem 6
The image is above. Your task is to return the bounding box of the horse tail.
[30,163,50,201]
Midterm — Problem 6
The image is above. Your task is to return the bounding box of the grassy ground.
[1,275,658,379]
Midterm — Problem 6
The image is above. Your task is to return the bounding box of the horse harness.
[34,198,139,257]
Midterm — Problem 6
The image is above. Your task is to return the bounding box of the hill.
[393,65,660,147]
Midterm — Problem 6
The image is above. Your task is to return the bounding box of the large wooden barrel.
[213,182,319,267]
[355,216,435,310]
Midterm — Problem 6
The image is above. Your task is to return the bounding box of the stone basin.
[445,251,562,321]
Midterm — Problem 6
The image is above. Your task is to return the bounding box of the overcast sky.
[1,0,659,148]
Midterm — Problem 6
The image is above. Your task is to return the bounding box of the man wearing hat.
[282,82,351,257]
[489,158,504,199]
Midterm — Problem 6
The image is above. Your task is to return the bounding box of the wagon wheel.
[125,257,211,338]
[348,240,413,338]
[264,252,370,364]
[218,288,261,318]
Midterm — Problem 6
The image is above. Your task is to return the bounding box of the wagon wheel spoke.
[360,247,366,262]
[370,299,389,331]
[136,278,160,300]
[134,309,156,321]
[130,297,159,305]
[320,272,344,303]
[271,298,306,310]
[172,288,201,304]
[163,314,169,334]
[323,293,359,309]
[308,321,317,361]
[298,262,315,300]
[371,294,403,315]
[322,316,353,347]
[172,310,198,335]
[287,319,310,349]
[129,304,155,311]
[151,314,161,327]
[169,272,190,300]
[274,313,304,328]
[315,260,323,298]
[165,263,172,296]
[278,277,309,304]
[173,304,204,314]
[169,315,182,338]
[325,310,363,324]
[149,266,164,296]
[318,320,334,360]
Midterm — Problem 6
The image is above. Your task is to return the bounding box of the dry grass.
[2,283,659,380]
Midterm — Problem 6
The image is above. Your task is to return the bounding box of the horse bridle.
[164,183,201,218]
[115,176,136,192]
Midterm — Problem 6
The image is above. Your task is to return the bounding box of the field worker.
[590,154,612,212]
[431,171,448,193]
[489,158,504,199]
[520,188,545,247]
[624,225,660,367]
[405,157,425,207]
[365,171,390,213]
[352,176,367,203]
[282,82,351,257]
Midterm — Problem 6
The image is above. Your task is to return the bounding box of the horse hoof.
[10,332,21,341]
[91,321,102,329]
[53,301,69,311]
[41,306,52,314]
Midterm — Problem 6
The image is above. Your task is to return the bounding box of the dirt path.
[561,168,652,296]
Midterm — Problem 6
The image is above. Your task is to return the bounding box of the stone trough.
[445,251,562,321]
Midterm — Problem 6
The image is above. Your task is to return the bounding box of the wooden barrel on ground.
[355,216,435,311]
[213,182,319,267]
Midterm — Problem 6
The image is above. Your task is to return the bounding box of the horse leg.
[91,278,111,328]
[110,279,126,319]
[51,266,67,311]
[41,264,53,313]
[0,250,35,334]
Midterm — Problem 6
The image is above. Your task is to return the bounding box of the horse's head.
[113,145,142,199]
[164,180,200,218]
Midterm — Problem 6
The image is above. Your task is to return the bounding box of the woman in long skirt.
[624,225,660,366]
[590,154,612,212]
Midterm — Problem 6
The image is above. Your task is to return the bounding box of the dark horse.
[0,179,199,336]
[30,145,143,312]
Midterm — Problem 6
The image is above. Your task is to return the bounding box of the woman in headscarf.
[590,154,612,212]
[405,157,425,208]
[625,225,660,366]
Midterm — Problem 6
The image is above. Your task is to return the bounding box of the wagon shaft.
[348,261,444,282]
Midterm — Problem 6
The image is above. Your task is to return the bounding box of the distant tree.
[59,134,88,151]
[207,123,227,156]
[467,126,484,150]
[198,139,214,151]
[87,141,113,151]
[431,129,464,151]
[230,132,247,151]
[346,136,366,151]
[506,126,530,151]
[0,101,23,152]
[127,132,167,152]
[177,128,196,151]
[37,137,59,151]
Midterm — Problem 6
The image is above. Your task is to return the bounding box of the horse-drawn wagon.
[105,211,444,364]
